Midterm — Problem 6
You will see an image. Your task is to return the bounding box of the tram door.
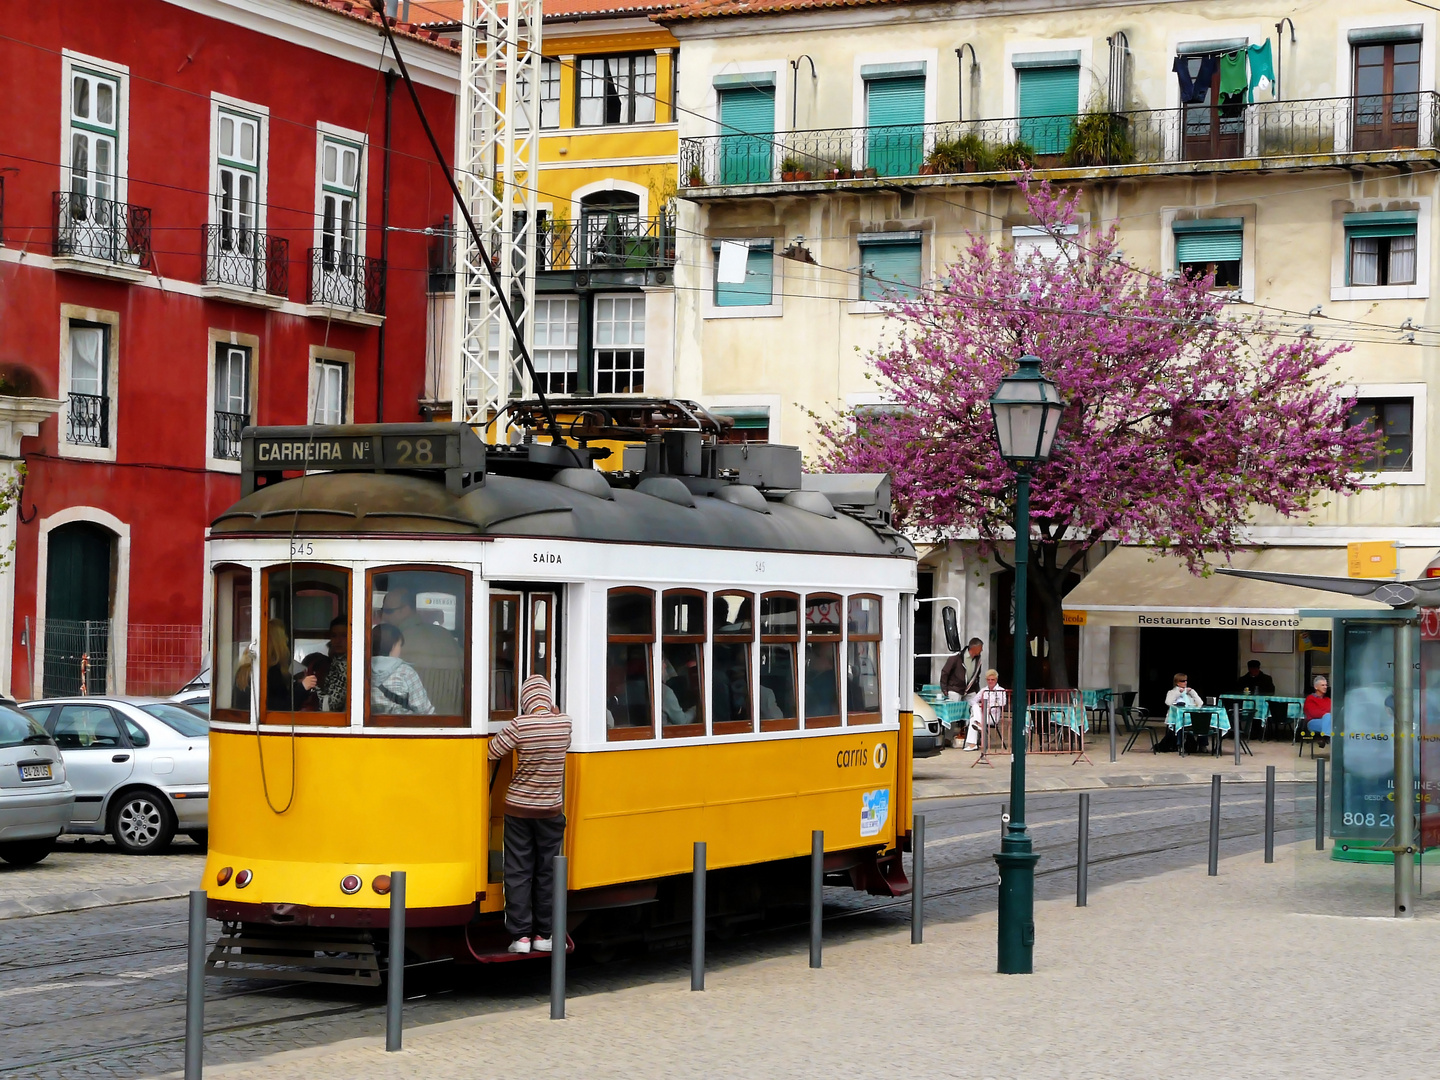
[486,588,562,897]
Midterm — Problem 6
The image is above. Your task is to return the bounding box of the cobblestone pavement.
[4,783,1343,1080]
[0,835,205,919]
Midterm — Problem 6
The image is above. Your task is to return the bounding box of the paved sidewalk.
[916,733,1326,799]
[185,840,1425,1080]
[0,836,204,919]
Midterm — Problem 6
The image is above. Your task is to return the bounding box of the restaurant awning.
[1063,546,1437,630]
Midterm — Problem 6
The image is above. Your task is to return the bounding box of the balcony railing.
[681,92,1440,188]
[67,392,109,448]
[53,191,153,269]
[307,248,386,316]
[540,213,676,271]
[213,410,247,460]
[203,224,288,298]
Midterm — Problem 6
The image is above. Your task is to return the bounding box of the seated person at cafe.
[1304,674,1332,744]
[964,669,1008,750]
[1236,660,1276,697]
[1165,672,1203,710]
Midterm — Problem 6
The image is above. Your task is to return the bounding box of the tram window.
[367,568,469,727]
[490,592,521,722]
[759,592,799,732]
[212,565,252,722]
[847,595,883,725]
[804,594,842,729]
[713,591,754,735]
[606,588,655,740]
[255,565,349,726]
[661,590,705,738]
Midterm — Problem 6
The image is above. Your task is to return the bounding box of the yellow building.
[418,0,683,404]
[661,0,1440,708]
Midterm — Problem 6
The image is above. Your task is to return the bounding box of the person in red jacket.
[1304,674,1331,745]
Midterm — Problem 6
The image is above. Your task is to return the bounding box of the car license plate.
[19,763,53,781]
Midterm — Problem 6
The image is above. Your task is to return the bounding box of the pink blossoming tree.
[817,181,1379,688]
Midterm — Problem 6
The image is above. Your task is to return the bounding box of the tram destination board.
[242,423,485,495]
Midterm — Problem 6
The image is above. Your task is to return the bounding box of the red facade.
[0,0,457,698]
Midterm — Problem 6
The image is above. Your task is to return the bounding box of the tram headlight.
[340,874,363,895]
[235,869,253,889]
[216,866,233,887]
[371,874,392,895]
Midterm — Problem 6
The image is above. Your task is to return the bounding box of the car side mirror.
[942,606,961,654]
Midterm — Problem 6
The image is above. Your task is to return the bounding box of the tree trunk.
[1029,541,1073,689]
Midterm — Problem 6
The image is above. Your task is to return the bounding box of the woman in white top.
[1164,672,1204,710]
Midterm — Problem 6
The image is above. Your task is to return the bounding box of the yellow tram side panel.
[204,730,488,913]
[563,730,900,891]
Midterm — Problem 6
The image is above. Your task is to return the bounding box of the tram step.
[206,927,382,987]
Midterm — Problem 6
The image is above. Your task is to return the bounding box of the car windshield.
[0,705,52,749]
[138,703,209,739]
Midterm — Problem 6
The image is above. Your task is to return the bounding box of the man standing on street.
[488,675,572,955]
[941,637,985,748]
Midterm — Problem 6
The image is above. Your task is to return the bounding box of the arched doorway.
[44,521,115,695]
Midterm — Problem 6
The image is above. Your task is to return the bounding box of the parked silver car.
[22,698,209,855]
[0,703,74,865]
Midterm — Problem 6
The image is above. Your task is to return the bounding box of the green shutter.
[861,242,922,301]
[1016,66,1079,154]
[1175,229,1242,263]
[865,76,925,176]
[715,246,774,307]
[1346,223,1417,239]
[719,87,775,184]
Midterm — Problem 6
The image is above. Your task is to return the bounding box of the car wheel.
[0,838,56,866]
[112,791,176,855]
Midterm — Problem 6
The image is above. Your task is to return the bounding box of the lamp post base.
[995,845,1040,974]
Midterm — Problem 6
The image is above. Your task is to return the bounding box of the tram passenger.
[379,586,463,714]
[488,675,572,954]
[234,619,318,712]
[317,617,348,711]
[805,645,840,718]
[370,624,435,715]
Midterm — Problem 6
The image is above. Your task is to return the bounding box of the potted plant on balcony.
[924,139,961,174]
[687,164,706,187]
[826,155,854,181]
[992,139,1036,171]
[1064,110,1135,167]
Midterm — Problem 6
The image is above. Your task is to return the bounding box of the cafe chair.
[1117,691,1158,753]
[1186,710,1217,757]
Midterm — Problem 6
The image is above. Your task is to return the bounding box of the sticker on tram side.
[860,788,890,838]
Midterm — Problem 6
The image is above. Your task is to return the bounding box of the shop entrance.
[1138,627,1238,714]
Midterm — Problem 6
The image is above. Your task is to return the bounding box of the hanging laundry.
[1173,54,1217,105]
[1218,49,1249,102]
[1247,40,1276,98]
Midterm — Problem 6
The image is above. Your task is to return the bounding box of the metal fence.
[1026,689,1091,764]
[66,392,109,448]
[52,190,154,268]
[539,214,676,271]
[202,224,289,298]
[127,624,204,697]
[680,92,1440,187]
[213,410,246,460]
[42,619,111,697]
[38,621,203,698]
[307,248,386,315]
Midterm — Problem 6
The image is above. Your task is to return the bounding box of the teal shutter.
[719,87,775,184]
[865,76,925,176]
[1016,66,1079,154]
[861,241,922,301]
[714,245,774,306]
[1346,223,1417,239]
[1175,230,1242,263]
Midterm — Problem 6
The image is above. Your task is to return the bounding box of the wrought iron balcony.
[66,392,109,448]
[680,92,1440,189]
[213,410,247,461]
[307,248,386,316]
[203,224,289,298]
[539,213,676,272]
[52,191,153,269]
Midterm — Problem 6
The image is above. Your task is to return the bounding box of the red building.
[0,0,458,699]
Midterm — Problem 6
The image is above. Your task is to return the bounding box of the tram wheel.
[0,838,55,865]
[111,790,176,855]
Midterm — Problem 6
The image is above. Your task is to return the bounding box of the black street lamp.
[988,354,1065,974]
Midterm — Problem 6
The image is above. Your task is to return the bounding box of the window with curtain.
[1174,220,1242,289]
[1346,216,1417,286]
[578,55,656,126]
[67,322,108,448]
[858,235,922,301]
[312,359,348,425]
[213,344,249,461]
[69,68,118,207]
[1348,398,1414,472]
[713,241,774,307]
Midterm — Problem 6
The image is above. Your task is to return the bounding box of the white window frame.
[60,50,129,207]
[57,304,120,463]
[850,49,938,130]
[1335,16,1437,151]
[206,329,260,474]
[208,94,270,236]
[1159,207,1256,304]
[577,54,658,128]
[1002,38,1092,120]
[1330,199,1431,301]
[593,293,647,394]
[1340,381,1427,485]
[312,121,368,261]
[308,347,355,426]
[532,295,581,395]
[703,238,783,319]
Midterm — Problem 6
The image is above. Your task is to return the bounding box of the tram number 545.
[289,540,315,558]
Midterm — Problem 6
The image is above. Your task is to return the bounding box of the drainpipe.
[378,68,395,422]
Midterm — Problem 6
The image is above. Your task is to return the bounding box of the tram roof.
[211,470,915,559]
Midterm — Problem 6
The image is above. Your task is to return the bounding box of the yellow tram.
[201,402,917,979]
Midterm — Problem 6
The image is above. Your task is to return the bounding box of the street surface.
[0,782,1332,1080]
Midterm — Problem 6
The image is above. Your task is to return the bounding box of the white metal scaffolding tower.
[453,0,541,427]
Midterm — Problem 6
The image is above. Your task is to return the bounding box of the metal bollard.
[1108,695,1117,763]
[692,842,706,991]
[1208,775,1221,876]
[1315,758,1326,851]
[809,830,823,969]
[386,870,406,1051]
[1231,703,1241,765]
[551,855,567,1019]
[910,815,925,945]
[184,889,206,1080]
[1264,765,1276,864]
[1001,801,1008,843]
[1077,793,1090,907]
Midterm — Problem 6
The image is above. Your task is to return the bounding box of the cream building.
[660,0,1440,711]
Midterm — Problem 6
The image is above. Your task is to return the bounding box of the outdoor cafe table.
[1166,704,1231,757]
[1218,694,1305,740]
[1029,700,1088,735]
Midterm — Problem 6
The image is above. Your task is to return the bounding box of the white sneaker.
[508,936,531,954]
[533,936,553,953]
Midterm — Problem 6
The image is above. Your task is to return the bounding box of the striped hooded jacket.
[487,675,571,817]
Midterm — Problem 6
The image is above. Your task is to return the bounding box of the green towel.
[1218,49,1248,103]
[1248,40,1275,97]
